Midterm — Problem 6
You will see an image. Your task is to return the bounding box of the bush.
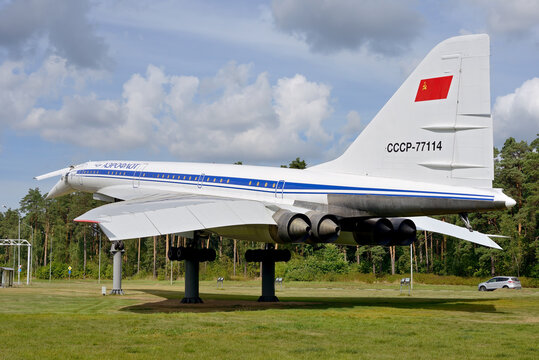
[530,263,539,279]
[520,277,539,288]
[35,262,71,279]
[283,245,351,281]
[73,260,112,280]
[200,256,233,280]
[284,257,318,281]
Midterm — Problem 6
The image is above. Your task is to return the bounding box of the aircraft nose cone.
[505,197,516,208]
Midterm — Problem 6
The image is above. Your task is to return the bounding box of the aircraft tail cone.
[505,197,516,208]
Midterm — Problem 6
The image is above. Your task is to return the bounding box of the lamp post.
[99,230,102,284]
[410,244,413,292]
[49,234,53,283]
[17,214,20,285]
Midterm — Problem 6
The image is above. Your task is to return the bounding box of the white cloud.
[473,0,539,38]
[93,0,305,62]
[23,94,126,149]
[343,110,362,135]
[12,59,338,163]
[271,0,424,55]
[165,75,199,119]
[18,64,170,150]
[0,0,111,69]
[340,110,362,146]
[273,74,333,142]
[493,78,539,144]
[322,110,363,160]
[160,68,335,162]
[0,56,72,126]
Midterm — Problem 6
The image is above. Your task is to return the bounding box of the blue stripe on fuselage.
[76,169,494,201]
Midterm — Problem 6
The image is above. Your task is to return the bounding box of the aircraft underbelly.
[327,194,504,217]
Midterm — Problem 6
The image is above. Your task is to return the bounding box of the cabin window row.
[79,170,278,189]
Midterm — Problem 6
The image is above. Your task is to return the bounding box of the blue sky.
[1,0,538,209]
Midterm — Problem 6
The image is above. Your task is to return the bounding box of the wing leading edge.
[75,193,276,241]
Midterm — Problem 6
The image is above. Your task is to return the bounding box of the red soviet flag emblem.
[415,75,453,102]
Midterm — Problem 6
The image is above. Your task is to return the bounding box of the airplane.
[36,34,515,301]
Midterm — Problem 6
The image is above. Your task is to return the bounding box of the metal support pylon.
[110,241,125,295]
[181,234,203,303]
[258,244,278,302]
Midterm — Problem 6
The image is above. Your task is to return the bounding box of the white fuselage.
[58,160,511,216]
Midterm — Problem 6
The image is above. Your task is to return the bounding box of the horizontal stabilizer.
[410,216,502,249]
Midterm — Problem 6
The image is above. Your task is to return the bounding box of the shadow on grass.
[120,288,499,314]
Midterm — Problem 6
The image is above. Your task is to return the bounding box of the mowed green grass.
[1,279,537,359]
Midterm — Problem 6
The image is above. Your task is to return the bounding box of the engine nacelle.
[389,218,417,246]
[352,218,417,246]
[269,210,311,243]
[352,218,394,245]
[307,211,340,243]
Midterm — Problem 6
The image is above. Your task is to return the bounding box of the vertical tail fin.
[313,34,493,188]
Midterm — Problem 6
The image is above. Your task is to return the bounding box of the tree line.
[0,138,537,281]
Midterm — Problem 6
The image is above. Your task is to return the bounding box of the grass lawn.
[0,279,537,359]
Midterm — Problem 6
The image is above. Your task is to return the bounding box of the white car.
[478,277,522,291]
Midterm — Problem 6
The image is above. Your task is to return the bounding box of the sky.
[0,0,538,209]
